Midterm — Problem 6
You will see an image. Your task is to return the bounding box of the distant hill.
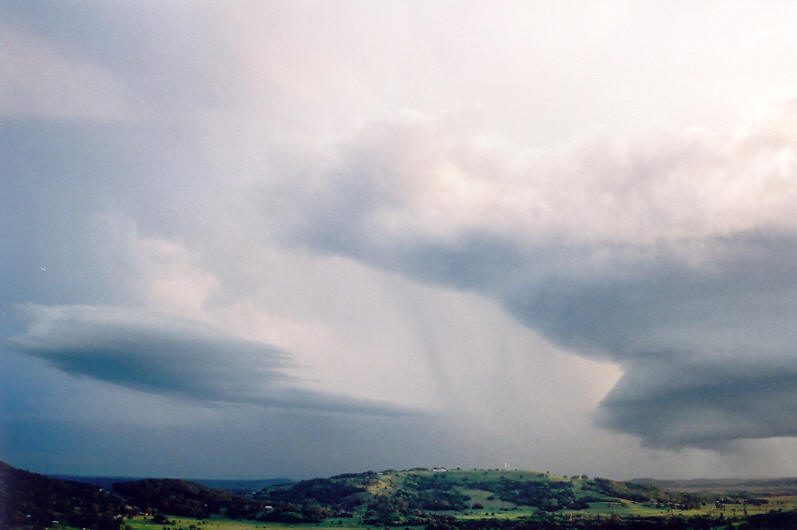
[51,474,293,494]
[631,476,797,496]
[190,477,294,493]
[48,474,142,490]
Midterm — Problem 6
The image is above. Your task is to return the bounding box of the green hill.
[256,468,715,526]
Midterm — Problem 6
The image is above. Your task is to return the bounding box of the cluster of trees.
[113,479,352,523]
[584,478,707,510]
[259,477,365,509]
[256,476,368,523]
[360,492,469,525]
[112,479,235,519]
[426,513,737,530]
[460,476,580,511]
[397,476,470,511]
[362,494,423,526]
[253,502,332,523]
[585,478,654,502]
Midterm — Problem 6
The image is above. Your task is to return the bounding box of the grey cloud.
[598,352,797,449]
[503,231,797,361]
[6,305,410,416]
[266,109,797,449]
[367,228,797,447]
[323,223,797,447]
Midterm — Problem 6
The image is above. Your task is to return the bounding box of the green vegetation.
[5,462,797,529]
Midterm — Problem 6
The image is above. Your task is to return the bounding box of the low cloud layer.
[6,305,410,416]
[263,105,797,448]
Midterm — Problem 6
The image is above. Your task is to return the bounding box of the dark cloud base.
[598,352,797,449]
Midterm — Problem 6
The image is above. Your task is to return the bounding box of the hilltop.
[254,468,712,525]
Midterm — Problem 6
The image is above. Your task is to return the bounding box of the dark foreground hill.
[1,461,275,528]
[0,460,132,529]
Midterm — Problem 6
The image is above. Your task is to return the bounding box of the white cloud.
[266,105,797,253]
[118,220,221,319]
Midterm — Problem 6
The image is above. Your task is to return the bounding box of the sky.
[3,0,797,481]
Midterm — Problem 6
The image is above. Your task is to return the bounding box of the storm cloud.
[263,107,797,448]
[510,233,797,447]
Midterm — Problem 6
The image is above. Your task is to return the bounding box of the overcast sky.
[4,0,797,481]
